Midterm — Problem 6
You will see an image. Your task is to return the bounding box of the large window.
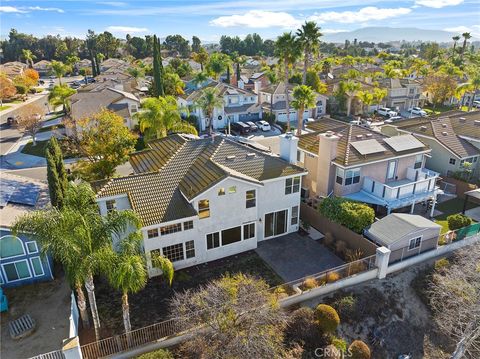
[345,168,360,185]
[162,243,185,262]
[147,228,159,239]
[0,235,25,259]
[291,206,299,225]
[30,257,44,277]
[386,160,397,181]
[183,221,194,230]
[265,210,288,238]
[2,260,31,282]
[243,223,255,239]
[206,232,220,249]
[106,200,117,213]
[160,223,182,236]
[221,226,242,246]
[185,241,195,258]
[285,176,301,194]
[198,199,210,219]
[336,168,344,185]
[408,237,422,250]
[246,190,256,208]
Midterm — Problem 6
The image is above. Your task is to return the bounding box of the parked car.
[408,107,427,116]
[6,116,18,127]
[377,107,398,117]
[256,120,271,132]
[245,121,258,132]
[231,121,251,135]
[473,100,480,108]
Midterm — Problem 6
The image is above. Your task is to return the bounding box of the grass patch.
[423,105,462,115]
[434,197,478,233]
[38,124,65,133]
[0,105,12,111]
[21,139,74,158]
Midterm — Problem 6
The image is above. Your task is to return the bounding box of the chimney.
[316,132,340,196]
[279,132,299,164]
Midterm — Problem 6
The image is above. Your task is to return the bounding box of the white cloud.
[25,6,64,13]
[0,5,64,13]
[322,29,348,34]
[415,0,463,9]
[445,25,480,38]
[0,6,27,13]
[308,6,412,24]
[106,26,149,34]
[97,2,128,7]
[209,10,301,28]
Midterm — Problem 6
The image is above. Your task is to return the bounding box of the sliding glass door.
[265,210,288,238]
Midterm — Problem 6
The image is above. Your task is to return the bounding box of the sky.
[0,0,479,41]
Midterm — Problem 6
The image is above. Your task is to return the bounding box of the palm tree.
[195,87,223,135]
[262,65,279,114]
[456,67,480,111]
[452,35,460,53]
[356,90,375,115]
[135,96,198,140]
[22,49,36,68]
[291,85,316,136]
[48,84,76,114]
[206,53,230,81]
[461,32,472,59]
[50,60,68,85]
[192,72,209,88]
[372,87,388,110]
[127,67,145,80]
[192,48,209,72]
[341,80,361,116]
[163,72,185,96]
[296,21,322,85]
[275,32,301,131]
[12,183,141,341]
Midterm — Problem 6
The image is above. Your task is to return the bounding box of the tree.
[136,96,197,140]
[461,32,472,59]
[296,21,322,84]
[24,68,40,85]
[195,87,223,135]
[45,137,68,208]
[427,247,480,358]
[318,197,375,233]
[315,304,340,333]
[275,32,301,131]
[17,103,43,146]
[96,31,120,59]
[72,109,137,180]
[372,87,387,109]
[50,60,69,85]
[22,49,36,68]
[424,72,457,108]
[163,71,185,96]
[452,35,461,54]
[456,66,480,111]
[13,182,142,341]
[356,90,375,115]
[86,29,98,77]
[447,214,472,230]
[152,35,165,97]
[0,75,17,106]
[163,35,191,58]
[291,85,316,136]
[126,66,145,80]
[341,80,361,116]
[171,274,288,358]
[206,52,230,80]
[191,36,201,53]
[48,84,76,114]
[305,70,326,94]
[192,48,209,72]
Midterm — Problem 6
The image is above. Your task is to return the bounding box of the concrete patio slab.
[255,233,344,282]
[465,207,480,222]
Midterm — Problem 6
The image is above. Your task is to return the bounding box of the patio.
[255,233,344,282]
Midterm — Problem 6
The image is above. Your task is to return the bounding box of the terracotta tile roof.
[299,118,429,167]
[95,134,305,226]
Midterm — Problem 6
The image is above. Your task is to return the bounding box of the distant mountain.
[322,27,478,43]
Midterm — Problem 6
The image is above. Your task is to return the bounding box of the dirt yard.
[304,260,455,359]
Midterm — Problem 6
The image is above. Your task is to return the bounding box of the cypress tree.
[152,35,165,97]
[95,54,101,75]
[226,66,230,84]
[236,63,241,85]
[90,51,97,77]
[45,137,68,208]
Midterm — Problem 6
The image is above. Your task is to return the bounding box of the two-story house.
[94,133,306,276]
[383,110,480,179]
[259,82,327,123]
[378,78,424,112]
[297,118,439,216]
[178,81,262,132]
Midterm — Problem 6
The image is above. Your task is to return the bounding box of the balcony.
[345,167,440,210]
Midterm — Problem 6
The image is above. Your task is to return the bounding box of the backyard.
[434,197,478,233]
[85,250,283,343]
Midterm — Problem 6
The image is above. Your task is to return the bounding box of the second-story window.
[147,228,159,239]
[336,168,344,185]
[345,168,360,185]
[449,158,456,165]
[414,154,423,169]
[285,176,301,194]
[246,190,256,208]
[198,199,210,219]
[106,199,116,213]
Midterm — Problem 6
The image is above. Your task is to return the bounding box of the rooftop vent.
[356,135,363,139]
[442,131,448,136]
[420,126,427,131]
[442,123,447,128]
[459,117,466,122]
[325,130,334,137]
[246,153,256,158]
[226,155,236,161]
[475,120,480,126]
[365,133,373,138]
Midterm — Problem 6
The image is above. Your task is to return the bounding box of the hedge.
[318,197,375,233]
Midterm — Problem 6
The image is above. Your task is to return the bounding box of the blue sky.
[1,0,479,41]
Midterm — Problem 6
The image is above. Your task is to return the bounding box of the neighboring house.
[0,61,26,78]
[365,213,441,262]
[76,58,92,70]
[383,110,480,179]
[100,58,129,73]
[378,78,425,111]
[94,71,138,93]
[33,60,51,77]
[236,72,268,94]
[93,133,306,276]
[259,82,327,123]
[0,173,54,287]
[68,87,140,131]
[178,81,263,132]
[297,118,440,215]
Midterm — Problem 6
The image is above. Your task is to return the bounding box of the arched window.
[0,235,25,259]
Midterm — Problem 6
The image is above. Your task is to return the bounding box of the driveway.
[255,233,344,282]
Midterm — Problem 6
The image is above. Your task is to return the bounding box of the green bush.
[331,337,347,352]
[334,295,356,317]
[15,84,27,94]
[348,340,371,359]
[318,197,375,233]
[315,304,340,333]
[447,214,472,230]
[137,349,174,359]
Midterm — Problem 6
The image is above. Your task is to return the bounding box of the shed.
[365,213,441,262]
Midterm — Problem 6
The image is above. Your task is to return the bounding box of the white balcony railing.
[362,167,439,202]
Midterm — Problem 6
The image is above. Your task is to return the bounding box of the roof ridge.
[344,124,353,166]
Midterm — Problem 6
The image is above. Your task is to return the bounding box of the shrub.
[137,349,174,359]
[348,340,371,359]
[331,337,347,353]
[315,304,340,333]
[15,84,27,94]
[285,307,319,348]
[324,232,335,248]
[318,197,375,233]
[447,214,471,230]
[334,295,356,317]
[434,258,450,272]
[326,271,341,283]
[302,277,318,290]
[273,286,289,300]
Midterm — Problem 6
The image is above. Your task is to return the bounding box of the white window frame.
[291,206,299,225]
[1,260,32,283]
[243,223,256,240]
[246,190,256,208]
[386,160,397,181]
[0,235,26,259]
[106,199,117,213]
[147,228,159,239]
[285,176,301,194]
[408,236,422,251]
[25,241,38,254]
[345,168,360,185]
[30,257,45,277]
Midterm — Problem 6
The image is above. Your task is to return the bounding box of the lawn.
[434,197,478,233]
[21,139,74,158]
[0,105,11,111]
[92,251,283,338]
[423,105,463,115]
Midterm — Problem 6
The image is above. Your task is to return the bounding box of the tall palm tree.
[356,90,375,115]
[452,35,460,53]
[275,32,301,131]
[341,80,361,116]
[12,183,141,341]
[262,65,279,115]
[195,87,223,135]
[192,72,209,88]
[50,60,68,85]
[135,96,198,140]
[461,32,472,59]
[296,21,322,85]
[372,87,388,110]
[22,49,36,68]
[192,48,209,72]
[291,85,316,136]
